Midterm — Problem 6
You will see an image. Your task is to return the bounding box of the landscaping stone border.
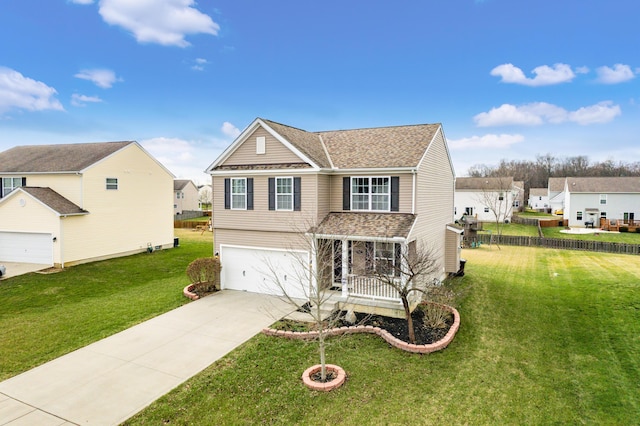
[301,364,346,391]
[263,302,460,354]
[183,284,199,300]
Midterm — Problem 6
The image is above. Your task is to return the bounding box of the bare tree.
[371,242,440,344]
[260,228,348,382]
[474,177,516,244]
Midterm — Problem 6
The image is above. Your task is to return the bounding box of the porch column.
[341,239,349,298]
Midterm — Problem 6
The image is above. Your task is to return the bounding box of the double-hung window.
[2,177,24,197]
[351,177,390,211]
[276,177,293,211]
[599,194,607,205]
[231,178,246,210]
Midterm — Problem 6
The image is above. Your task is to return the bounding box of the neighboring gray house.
[174,179,199,215]
[563,177,640,228]
[206,118,461,316]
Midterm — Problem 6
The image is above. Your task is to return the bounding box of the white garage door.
[0,232,53,264]
[221,246,310,299]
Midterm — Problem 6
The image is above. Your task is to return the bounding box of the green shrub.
[619,226,629,233]
[186,257,221,293]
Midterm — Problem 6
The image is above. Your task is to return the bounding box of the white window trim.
[275,176,294,211]
[2,177,23,196]
[106,177,118,190]
[231,177,247,210]
[351,176,391,212]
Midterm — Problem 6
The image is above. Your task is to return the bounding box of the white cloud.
[490,63,576,86]
[448,133,524,150]
[191,58,208,71]
[474,101,620,127]
[568,101,621,124]
[0,67,64,113]
[71,93,103,107]
[221,121,240,138]
[595,64,635,84]
[69,0,94,4]
[98,0,220,47]
[74,68,121,89]
[141,136,215,185]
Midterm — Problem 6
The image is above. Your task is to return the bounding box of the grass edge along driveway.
[0,229,212,381]
[124,245,640,425]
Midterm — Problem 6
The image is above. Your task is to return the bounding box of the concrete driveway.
[0,290,294,425]
[0,262,51,280]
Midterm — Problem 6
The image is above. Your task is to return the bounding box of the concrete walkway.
[0,291,294,426]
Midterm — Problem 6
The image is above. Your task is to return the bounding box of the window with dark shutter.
[391,176,400,212]
[294,177,301,211]
[246,178,254,210]
[268,177,275,210]
[224,178,230,209]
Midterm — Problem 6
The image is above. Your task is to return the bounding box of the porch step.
[284,300,340,322]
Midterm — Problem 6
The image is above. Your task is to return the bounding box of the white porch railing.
[347,275,401,301]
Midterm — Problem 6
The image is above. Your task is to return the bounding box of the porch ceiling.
[311,212,415,240]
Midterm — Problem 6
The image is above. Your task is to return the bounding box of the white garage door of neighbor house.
[221,246,310,299]
[0,232,53,264]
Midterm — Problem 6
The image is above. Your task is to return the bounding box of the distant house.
[548,177,566,214]
[563,177,640,228]
[206,117,461,314]
[454,177,517,222]
[513,180,525,212]
[528,188,549,211]
[0,142,175,267]
[198,184,212,210]
[174,179,199,214]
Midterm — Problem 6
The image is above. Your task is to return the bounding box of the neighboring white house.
[454,177,517,222]
[548,177,566,214]
[174,179,200,214]
[563,177,640,227]
[0,141,175,267]
[528,188,549,211]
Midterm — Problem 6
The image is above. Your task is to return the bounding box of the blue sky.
[1,0,639,185]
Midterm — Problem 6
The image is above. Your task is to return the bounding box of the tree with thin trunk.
[474,176,516,248]
[371,242,439,344]
[261,229,348,382]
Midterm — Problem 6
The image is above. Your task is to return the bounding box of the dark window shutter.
[224,178,230,209]
[268,178,275,210]
[294,177,301,211]
[246,178,254,210]
[391,176,400,212]
[394,243,402,277]
[343,177,350,210]
[22,177,27,187]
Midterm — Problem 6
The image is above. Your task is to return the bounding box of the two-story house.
[528,188,550,211]
[454,177,517,222]
[206,118,461,315]
[174,179,200,215]
[563,177,640,228]
[548,177,566,214]
[0,141,175,267]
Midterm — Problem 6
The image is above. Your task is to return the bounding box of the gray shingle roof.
[455,177,514,190]
[0,141,134,173]
[548,177,566,192]
[312,212,416,239]
[174,179,192,191]
[20,187,88,215]
[566,177,640,193]
[529,188,548,197]
[261,119,441,170]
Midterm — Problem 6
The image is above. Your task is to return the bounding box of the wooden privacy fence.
[476,234,640,255]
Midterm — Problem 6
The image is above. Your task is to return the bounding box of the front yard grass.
[0,229,212,381]
[479,222,539,237]
[125,246,640,425]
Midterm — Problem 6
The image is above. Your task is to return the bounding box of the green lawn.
[480,222,539,236]
[542,226,640,243]
[0,229,212,381]
[125,246,640,425]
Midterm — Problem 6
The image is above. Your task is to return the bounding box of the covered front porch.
[309,212,418,314]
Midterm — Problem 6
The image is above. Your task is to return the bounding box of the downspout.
[412,169,417,215]
[59,216,65,269]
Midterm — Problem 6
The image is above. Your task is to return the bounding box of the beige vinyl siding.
[444,228,462,273]
[409,128,454,276]
[212,174,318,233]
[62,144,174,265]
[215,228,309,254]
[27,174,83,207]
[223,127,304,166]
[316,173,331,223]
[328,173,413,213]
